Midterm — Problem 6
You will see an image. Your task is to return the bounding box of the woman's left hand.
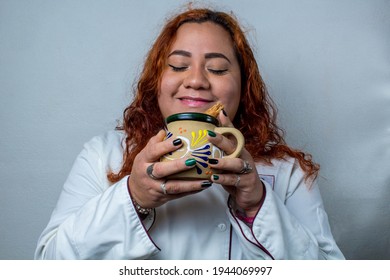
[208,111,264,217]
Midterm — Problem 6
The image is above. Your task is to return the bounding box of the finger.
[161,179,213,196]
[211,173,244,188]
[130,177,209,209]
[148,129,166,145]
[207,130,237,155]
[208,157,247,173]
[211,174,238,199]
[147,157,197,179]
[145,130,183,162]
[217,110,234,128]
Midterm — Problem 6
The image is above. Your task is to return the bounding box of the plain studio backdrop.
[0,0,389,260]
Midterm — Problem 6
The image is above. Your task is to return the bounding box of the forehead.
[170,22,235,54]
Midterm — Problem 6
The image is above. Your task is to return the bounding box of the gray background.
[1,0,389,259]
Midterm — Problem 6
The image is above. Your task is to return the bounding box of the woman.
[35,8,344,259]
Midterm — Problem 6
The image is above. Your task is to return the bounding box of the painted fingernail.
[173,138,182,146]
[213,174,219,180]
[208,158,219,164]
[207,130,216,137]
[222,109,228,116]
[185,158,197,166]
[201,181,212,188]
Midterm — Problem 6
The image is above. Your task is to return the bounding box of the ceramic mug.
[160,112,244,180]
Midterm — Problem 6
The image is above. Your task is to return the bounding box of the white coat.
[34,130,344,259]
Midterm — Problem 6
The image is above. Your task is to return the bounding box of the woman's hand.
[208,111,264,217]
[128,130,212,210]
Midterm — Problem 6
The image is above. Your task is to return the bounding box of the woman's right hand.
[128,130,212,210]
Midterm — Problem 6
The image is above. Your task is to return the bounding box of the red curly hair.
[108,8,319,183]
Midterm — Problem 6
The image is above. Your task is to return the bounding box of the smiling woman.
[34,7,344,260]
[158,21,241,119]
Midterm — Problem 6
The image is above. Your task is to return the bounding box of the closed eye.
[168,64,188,72]
[208,69,228,75]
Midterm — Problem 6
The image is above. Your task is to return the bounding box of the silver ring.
[146,163,158,180]
[239,160,253,174]
[160,180,168,195]
[234,175,241,187]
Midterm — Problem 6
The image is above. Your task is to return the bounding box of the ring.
[239,160,253,174]
[234,175,241,187]
[146,163,158,180]
[160,180,168,195]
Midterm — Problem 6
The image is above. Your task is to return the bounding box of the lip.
[177,96,214,108]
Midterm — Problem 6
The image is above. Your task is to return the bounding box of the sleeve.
[227,162,345,260]
[34,136,159,259]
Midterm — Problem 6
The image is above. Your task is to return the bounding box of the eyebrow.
[168,50,231,64]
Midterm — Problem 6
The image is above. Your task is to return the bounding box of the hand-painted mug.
[160,112,244,180]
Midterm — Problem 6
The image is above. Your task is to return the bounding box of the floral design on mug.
[163,129,222,175]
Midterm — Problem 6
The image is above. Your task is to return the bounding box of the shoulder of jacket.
[257,156,303,182]
[272,157,306,178]
[82,130,125,155]
[86,130,124,145]
[257,156,296,173]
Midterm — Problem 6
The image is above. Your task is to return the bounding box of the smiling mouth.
[178,97,214,108]
[179,97,211,102]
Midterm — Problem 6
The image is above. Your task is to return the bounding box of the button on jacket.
[34,130,344,259]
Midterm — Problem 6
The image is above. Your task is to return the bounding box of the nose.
[183,66,210,90]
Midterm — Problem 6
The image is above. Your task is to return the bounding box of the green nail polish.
[185,158,197,166]
[201,181,212,188]
[213,175,219,180]
[207,130,216,137]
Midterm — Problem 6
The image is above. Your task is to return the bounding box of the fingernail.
[207,130,216,137]
[213,174,219,180]
[173,138,182,146]
[201,181,212,188]
[185,158,197,166]
[208,158,219,164]
[222,109,228,116]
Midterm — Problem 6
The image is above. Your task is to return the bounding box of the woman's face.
[158,22,241,120]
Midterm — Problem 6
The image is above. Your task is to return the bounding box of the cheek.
[158,72,179,117]
[217,79,241,117]
[159,72,169,96]
[159,72,180,96]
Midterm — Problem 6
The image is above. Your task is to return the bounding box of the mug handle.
[214,127,245,158]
